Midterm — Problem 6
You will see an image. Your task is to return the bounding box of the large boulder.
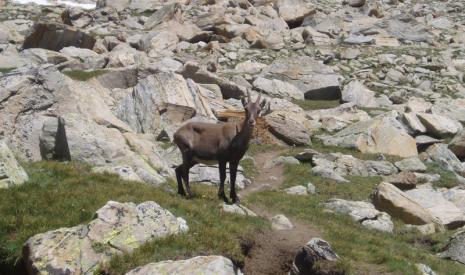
[449,131,465,159]
[417,113,463,138]
[265,111,312,146]
[322,111,418,158]
[24,201,188,275]
[116,72,215,136]
[276,0,315,26]
[0,66,169,184]
[258,56,342,100]
[372,182,439,226]
[340,80,378,108]
[438,230,465,265]
[22,21,96,51]
[405,188,465,229]
[0,140,29,188]
[125,256,238,275]
[324,199,394,233]
[394,157,427,172]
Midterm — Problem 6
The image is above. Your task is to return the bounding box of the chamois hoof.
[177,189,187,196]
[219,194,229,204]
[232,196,240,204]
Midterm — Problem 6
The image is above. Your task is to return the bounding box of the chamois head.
[241,90,267,126]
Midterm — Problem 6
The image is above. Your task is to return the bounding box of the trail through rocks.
[240,149,321,275]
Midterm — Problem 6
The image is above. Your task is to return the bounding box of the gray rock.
[322,111,418,158]
[22,21,95,51]
[259,56,342,100]
[348,0,366,7]
[292,238,339,275]
[324,198,394,233]
[372,182,440,226]
[189,164,250,189]
[417,113,462,138]
[264,156,300,169]
[265,111,311,146]
[312,166,349,183]
[402,113,427,135]
[92,166,143,182]
[443,188,465,212]
[312,153,398,177]
[276,0,314,25]
[344,34,374,44]
[39,116,71,161]
[294,149,319,162]
[415,263,437,275]
[60,46,106,70]
[341,80,378,108]
[438,230,465,265]
[405,188,465,229]
[394,157,427,172]
[125,256,239,275]
[0,140,29,188]
[285,185,308,195]
[307,182,316,194]
[271,214,294,230]
[222,203,257,217]
[24,201,188,275]
[426,143,464,175]
[253,77,304,100]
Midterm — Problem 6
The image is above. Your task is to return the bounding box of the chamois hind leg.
[218,161,229,203]
[229,160,240,204]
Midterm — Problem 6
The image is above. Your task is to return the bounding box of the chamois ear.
[241,96,247,107]
[255,93,262,104]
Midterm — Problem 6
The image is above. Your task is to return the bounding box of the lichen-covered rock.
[23,201,188,275]
[222,203,257,216]
[438,230,465,265]
[125,256,239,275]
[0,140,29,188]
[323,111,418,158]
[324,198,394,233]
[291,238,340,275]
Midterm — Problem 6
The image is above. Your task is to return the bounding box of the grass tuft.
[0,67,15,74]
[293,99,341,111]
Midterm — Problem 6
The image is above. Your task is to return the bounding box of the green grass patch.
[0,67,15,74]
[248,162,465,275]
[293,99,341,111]
[426,163,460,189]
[0,162,267,274]
[62,69,108,81]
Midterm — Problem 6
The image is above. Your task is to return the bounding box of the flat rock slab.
[125,256,239,275]
[24,201,188,275]
[22,21,96,51]
[405,188,465,229]
[0,140,29,188]
[189,163,250,189]
[324,198,394,233]
[259,56,342,100]
[222,203,257,216]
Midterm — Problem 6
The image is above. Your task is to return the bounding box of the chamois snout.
[248,118,256,126]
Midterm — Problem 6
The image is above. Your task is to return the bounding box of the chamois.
[173,91,266,203]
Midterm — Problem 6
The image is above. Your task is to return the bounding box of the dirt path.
[239,149,321,275]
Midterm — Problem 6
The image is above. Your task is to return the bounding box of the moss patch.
[62,70,108,81]
[293,99,341,111]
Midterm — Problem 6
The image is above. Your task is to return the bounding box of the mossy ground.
[0,68,15,74]
[62,69,108,81]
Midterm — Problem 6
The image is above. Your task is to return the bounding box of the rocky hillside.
[1,0,465,273]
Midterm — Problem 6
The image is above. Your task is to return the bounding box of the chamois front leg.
[175,165,186,196]
[229,160,240,204]
[218,161,229,203]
